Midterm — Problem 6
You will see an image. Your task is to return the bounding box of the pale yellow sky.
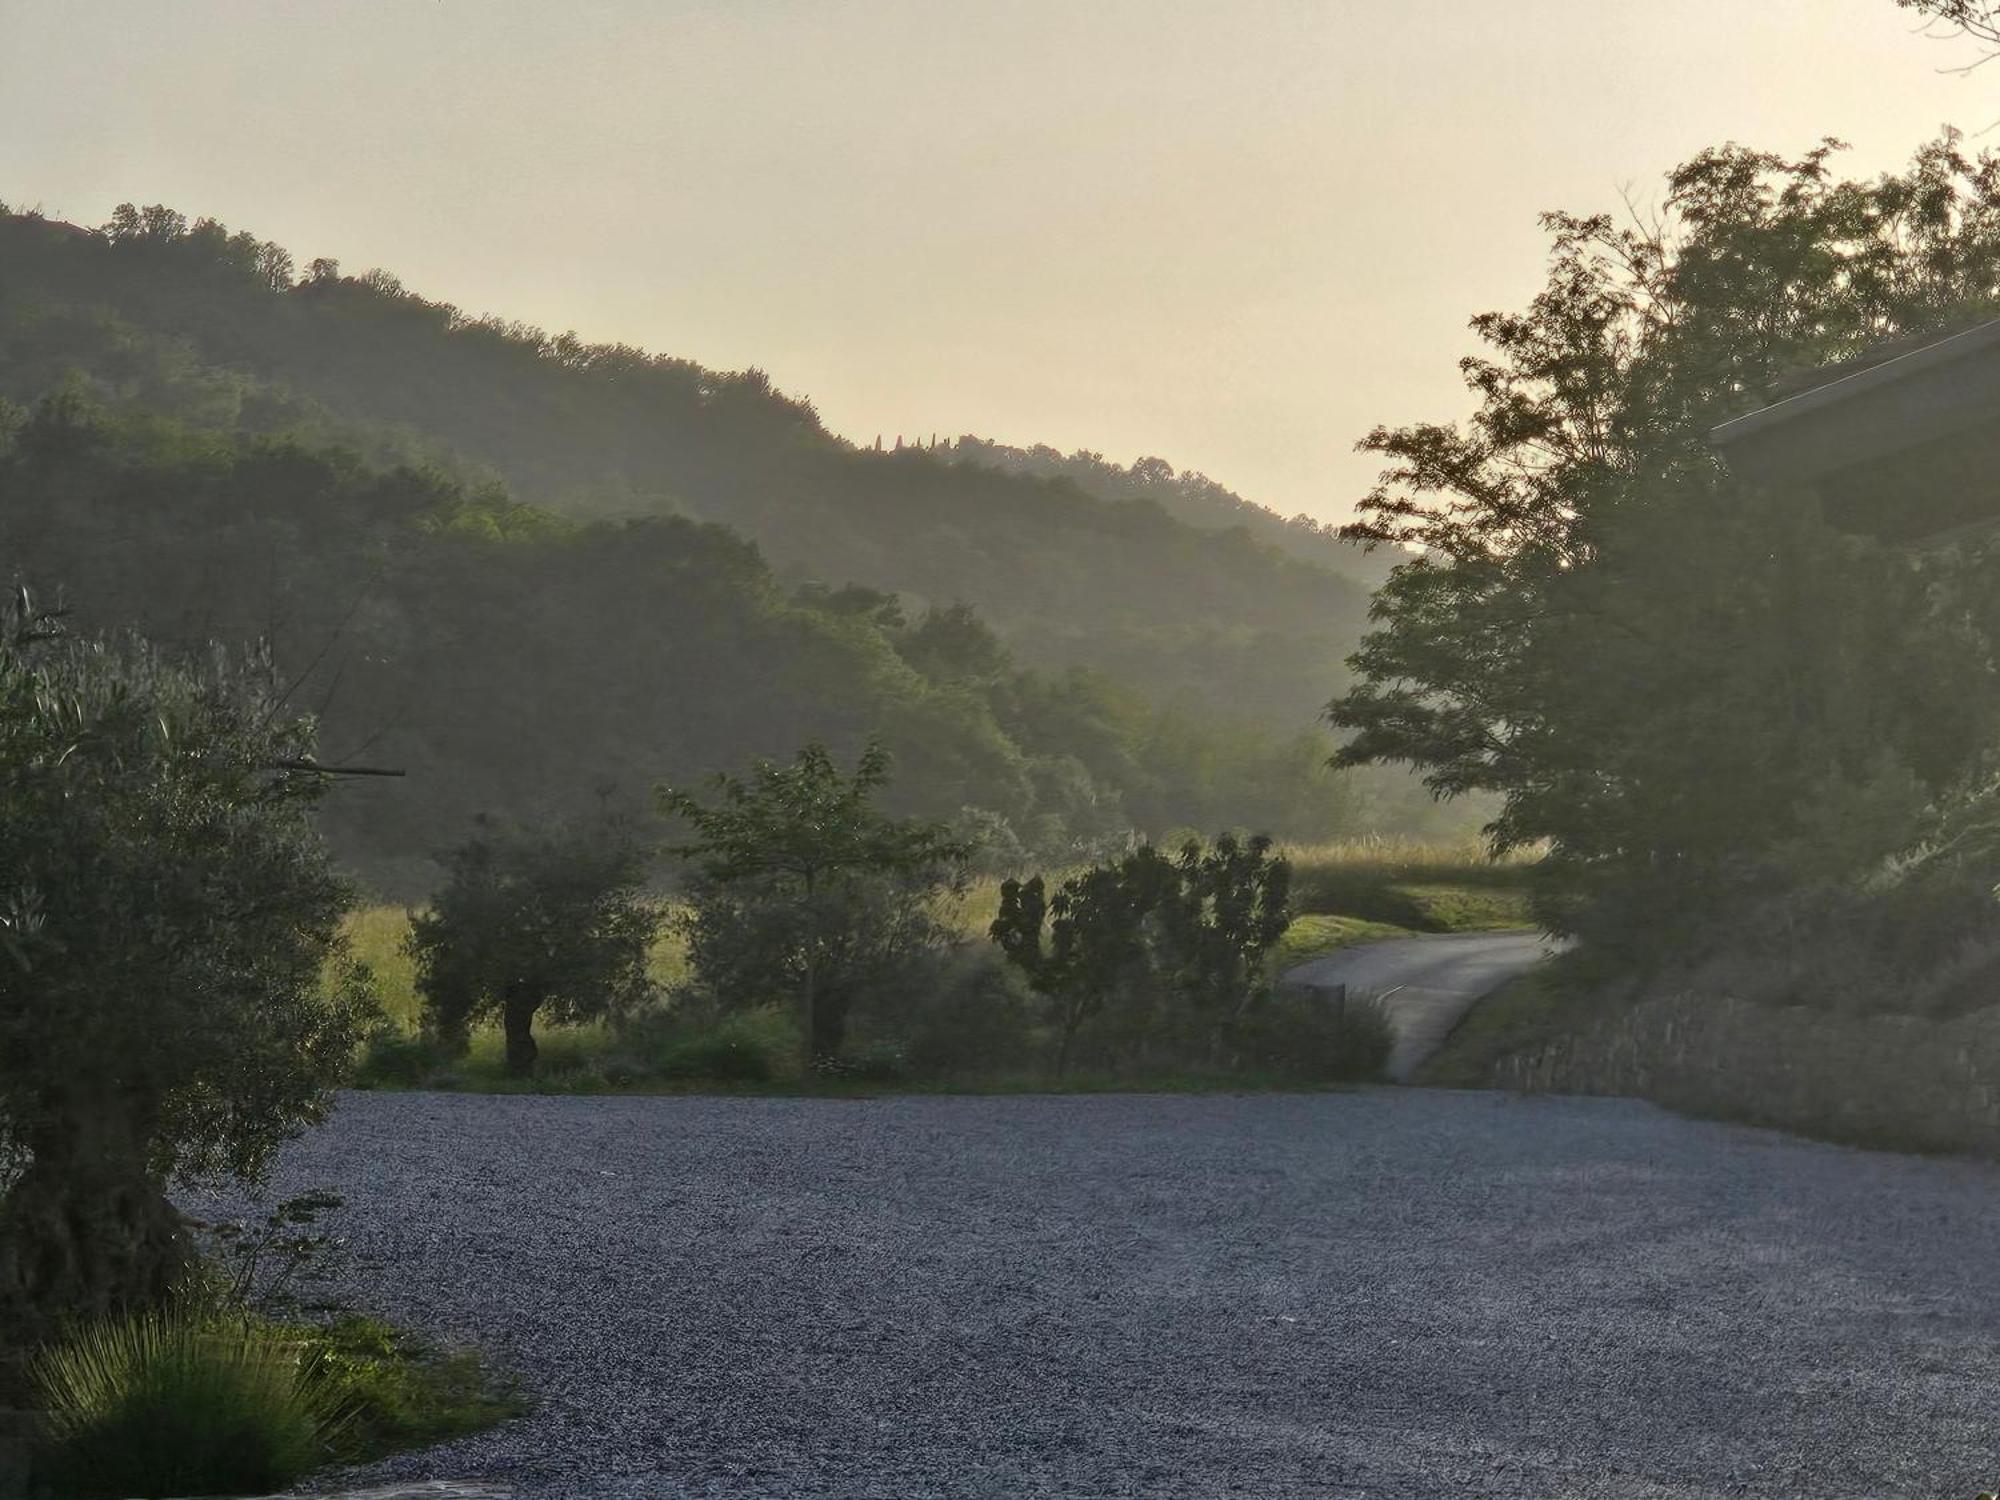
[0,0,1988,522]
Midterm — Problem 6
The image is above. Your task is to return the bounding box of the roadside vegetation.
[1326,129,2000,1153]
[341,815,1532,1096]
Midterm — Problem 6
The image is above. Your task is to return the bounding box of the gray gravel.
[192,1089,2000,1498]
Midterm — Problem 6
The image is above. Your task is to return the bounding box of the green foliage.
[991,833,1292,1073]
[663,741,969,1061]
[893,948,1040,1080]
[409,818,658,1075]
[0,588,374,1334]
[1234,992,1394,1084]
[623,1006,796,1084]
[201,1189,348,1315]
[304,1314,522,1462]
[32,1306,337,1499]
[0,374,1396,889]
[1332,134,2000,954]
[0,201,1408,856]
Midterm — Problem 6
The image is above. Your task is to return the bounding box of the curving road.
[1284,930,1558,1081]
[194,1088,2000,1499]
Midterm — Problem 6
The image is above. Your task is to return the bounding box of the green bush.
[32,1306,341,1498]
[1234,992,1394,1083]
[621,1005,796,1083]
[811,1040,909,1084]
[897,949,1039,1079]
[305,1315,521,1461]
[355,1028,458,1087]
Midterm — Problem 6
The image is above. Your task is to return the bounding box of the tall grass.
[33,1306,342,1498]
[1280,835,1539,932]
[344,904,692,1032]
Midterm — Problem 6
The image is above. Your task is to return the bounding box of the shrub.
[305,1315,521,1461]
[992,833,1292,1074]
[898,949,1039,1079]
[811,1040,909,1084]
[1235,991,1394,1083]
[32,1306,340,1499]
[355,1028,458,1087]
[617,1004,796,1084]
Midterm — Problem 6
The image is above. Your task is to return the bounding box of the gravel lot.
[195,1089,2000,1498]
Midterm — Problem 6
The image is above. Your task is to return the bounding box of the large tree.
[1332,136,2000,950]
[0,588,373,1344]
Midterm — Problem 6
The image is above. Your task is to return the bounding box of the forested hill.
[937,437,1394,588]
[0,203,1468,888]
[0,205,1371,729]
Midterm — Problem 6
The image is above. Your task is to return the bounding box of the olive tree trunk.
[502,990,541,1076]
[0,1101,190,1350]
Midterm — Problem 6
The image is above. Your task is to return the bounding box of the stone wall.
[1495,992,2000,1156]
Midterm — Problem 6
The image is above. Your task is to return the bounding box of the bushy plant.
[304,1315,521,1461]
[630,1006,796,1083]
[32,1305,341,1499]
[897,949,1039,1079]
[1235,992,1394,1083]
[355,1027,460,1087]
[992,833,1292,1073]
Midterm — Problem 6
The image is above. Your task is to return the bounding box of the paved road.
[196,1090,2000,1499]
[1285,931,1558,1080]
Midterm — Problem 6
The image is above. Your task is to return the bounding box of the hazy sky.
[0,1,1990,523]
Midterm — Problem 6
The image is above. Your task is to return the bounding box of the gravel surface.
[192,1089,2000,1498]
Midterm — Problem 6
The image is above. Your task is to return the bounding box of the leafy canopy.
[1331,135,2000,945]
[661,742,969,1061]
[408,817,657,1074]
[0,585,371,1182]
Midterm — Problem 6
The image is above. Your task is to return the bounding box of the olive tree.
[407,818,657,1075]
[661,742,969,1065]
[0,589,374,1341]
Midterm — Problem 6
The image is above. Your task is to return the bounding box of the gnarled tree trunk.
[502,989,541,1076]
[0,1100,190,1356]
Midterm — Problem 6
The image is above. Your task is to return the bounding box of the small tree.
[991,851,1175,1075]
[660,741,969,1064]
[992,834,1292,1074]
[408,818,657,1075]
[0,588,374,1342]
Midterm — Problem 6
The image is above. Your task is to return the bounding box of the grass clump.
[32,1305,336,1499]
[1235,991,1395,1083]
[28,1301,521,1496]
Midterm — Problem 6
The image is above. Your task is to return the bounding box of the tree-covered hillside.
[0,205,1371,729]
[938,437,1394,588]
[0,388,1423,890]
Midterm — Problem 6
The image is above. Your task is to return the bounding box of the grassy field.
[1280,836,1538,935]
